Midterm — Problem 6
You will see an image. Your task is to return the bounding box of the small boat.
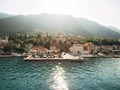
[61,53,84,60]
[97,53,105,57]
[12,52,23,57]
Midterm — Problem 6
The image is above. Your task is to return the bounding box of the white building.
[70,43,97,55]
[70,44,84,55]
[0,36,9,45]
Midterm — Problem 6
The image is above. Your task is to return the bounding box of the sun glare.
[41,0,79,16]
[50,65,69,90]
[12,0,83,17]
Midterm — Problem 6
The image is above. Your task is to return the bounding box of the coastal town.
[0,32,120,60]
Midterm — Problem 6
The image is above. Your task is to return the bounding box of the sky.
[0,0,120,29]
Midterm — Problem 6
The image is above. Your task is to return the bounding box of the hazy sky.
[0,0,120,29]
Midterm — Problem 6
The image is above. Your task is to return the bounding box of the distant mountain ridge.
[0,13,120,39]
[0,12,13,19]
[108,26,120,34]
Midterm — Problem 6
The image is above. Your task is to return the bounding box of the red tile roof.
[32,46,48,51]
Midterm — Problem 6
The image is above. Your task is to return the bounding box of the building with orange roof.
[28,46,48,55]
[70,42,97,55]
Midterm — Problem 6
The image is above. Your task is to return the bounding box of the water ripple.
[0,58,120,90]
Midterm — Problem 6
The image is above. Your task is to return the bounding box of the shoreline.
[23,57,84,61]
[82,56,120,58]
[0,55,27,58]
[0,55,13,58]
[0,55,120,59]
[23,56,120,61]
[24,58,82,61]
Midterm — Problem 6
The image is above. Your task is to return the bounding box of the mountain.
[0,13,120,38]
[0,12,13,19]
[108,26,120,34]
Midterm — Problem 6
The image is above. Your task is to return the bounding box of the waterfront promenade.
[23,57,84,61]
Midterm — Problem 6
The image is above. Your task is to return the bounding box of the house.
[98,45,113,51]
[112,45,120,55]
[70,44,83,55]
[70,43,97,55]
[32,46,48,52]
[112,45,120,50]
[118,45,120,50]
[83,42,97,54]
[0,36,9,45]
[28,46,48,55]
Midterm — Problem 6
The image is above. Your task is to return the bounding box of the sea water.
[0,57,120,90]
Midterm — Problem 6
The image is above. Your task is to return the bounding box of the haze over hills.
[0,13,120,39]
[108,26,120,34]
[0,12,13,19]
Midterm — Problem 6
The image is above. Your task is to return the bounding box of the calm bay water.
[0,57,120,90]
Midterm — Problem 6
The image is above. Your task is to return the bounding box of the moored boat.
[12,52,24,57]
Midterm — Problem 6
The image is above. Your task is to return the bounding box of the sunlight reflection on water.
[50,64,69,90]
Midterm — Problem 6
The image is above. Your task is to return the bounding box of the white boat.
[61,53,84,60]
[12,52,23,57]
[98,53,105,57]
